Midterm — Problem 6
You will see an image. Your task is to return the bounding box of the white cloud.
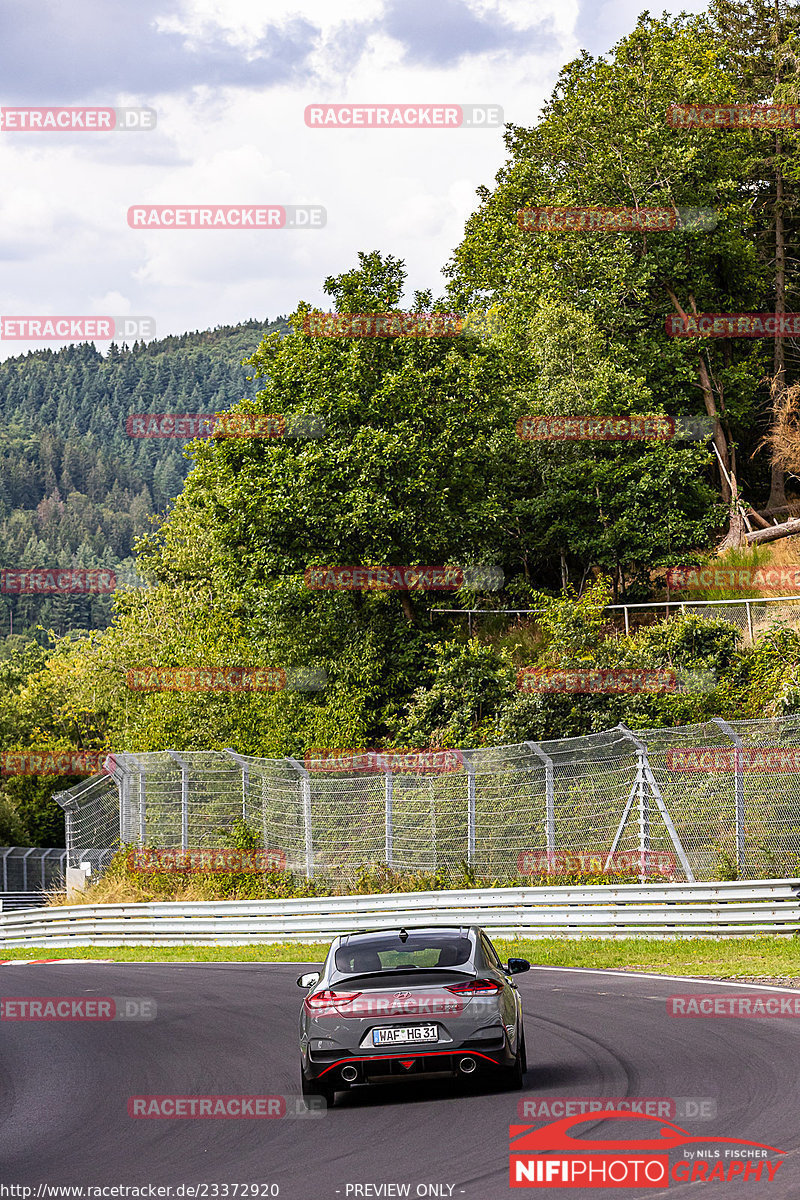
[0,0,702,358]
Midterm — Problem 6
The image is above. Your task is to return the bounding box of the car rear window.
[334,933,472,974]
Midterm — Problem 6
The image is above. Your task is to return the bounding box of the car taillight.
[445,979,504,996]
[304,989,362,1012]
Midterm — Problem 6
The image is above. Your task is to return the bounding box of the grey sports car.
[297,925,529,1106]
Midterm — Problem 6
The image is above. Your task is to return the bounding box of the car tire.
[301,1072,335,1109]
[501,1026,525,1091]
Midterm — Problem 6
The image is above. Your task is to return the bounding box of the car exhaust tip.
[341,1064,359,1083]
[458,1056,477,1075]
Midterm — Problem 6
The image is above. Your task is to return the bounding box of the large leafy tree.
[709,0,800,510]
[446,12,773,545]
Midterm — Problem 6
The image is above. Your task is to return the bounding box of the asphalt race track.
[1,963,799,1198]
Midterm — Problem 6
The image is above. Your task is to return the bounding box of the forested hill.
[0,318,287,639]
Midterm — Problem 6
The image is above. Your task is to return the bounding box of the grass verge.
[0,936,798,976]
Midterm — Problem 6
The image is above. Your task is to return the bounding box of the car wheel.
[501,1027,525,1091]
[301,1071,335,1109]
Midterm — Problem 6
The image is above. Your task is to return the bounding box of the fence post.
[21,847,36,891]
[0,846,11,890]
[526,742,555,861]
[116,758,131,846]
[616,727,650,882]
[224,749,250,824]
[712,718,746,870]
[138,764,147,844]
[745,601,754,644]
[286,758,314,879]
[466,758,476,868]
[385,768,394,868]
[166,751,189,850]
[126,754,147,845]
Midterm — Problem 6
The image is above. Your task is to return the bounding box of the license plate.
[372,1024,438,1046]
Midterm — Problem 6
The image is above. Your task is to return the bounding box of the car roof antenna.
[398,928,409,942]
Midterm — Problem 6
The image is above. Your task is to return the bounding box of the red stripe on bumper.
[316,1050,500,1078]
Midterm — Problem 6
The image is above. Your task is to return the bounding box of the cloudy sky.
[0,0,705,358]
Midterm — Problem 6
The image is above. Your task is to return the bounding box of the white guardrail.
[0,880,798,946]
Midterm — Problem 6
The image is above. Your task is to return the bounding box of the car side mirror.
[507,958,530,975]
[297,972,320,988]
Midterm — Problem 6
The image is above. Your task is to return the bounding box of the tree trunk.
[745,516,800,544]
[399,592,416,624]
[768,126,788,509]
[746,507,772,530]
[665,286,733,503]
[720,507,748,550]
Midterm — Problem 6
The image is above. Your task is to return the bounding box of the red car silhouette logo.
[510,1111,784,1155]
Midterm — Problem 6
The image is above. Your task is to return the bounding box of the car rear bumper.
[304,1043,515,1087]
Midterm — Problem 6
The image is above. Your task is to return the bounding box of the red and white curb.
[0,958,116,965]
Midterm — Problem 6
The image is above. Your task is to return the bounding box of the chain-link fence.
[54,771,120,876]
[54,717,800,885]
[0,846,67,891]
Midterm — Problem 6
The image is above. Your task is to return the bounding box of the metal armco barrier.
[0,892,57,912]
[0,879,797,946]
